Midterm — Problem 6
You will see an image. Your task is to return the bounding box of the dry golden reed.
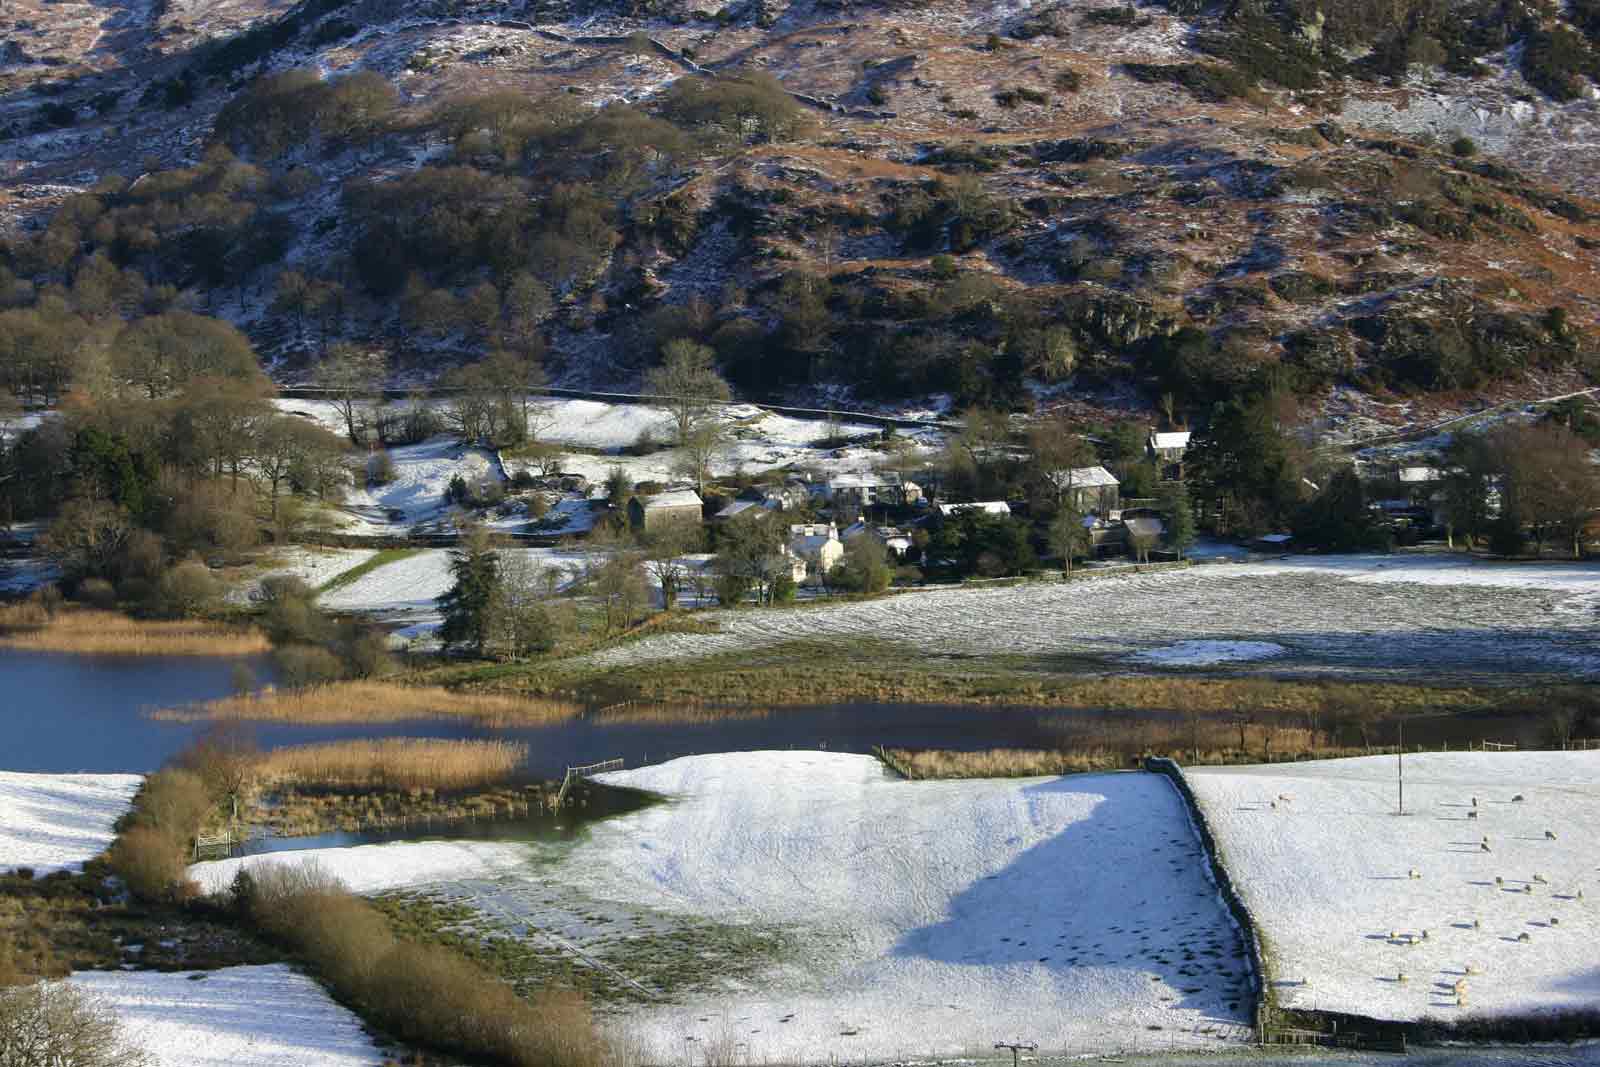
[155,680,584,725]
[880,747,1121,779]
[256,739,527,791]
[0,606,269,656]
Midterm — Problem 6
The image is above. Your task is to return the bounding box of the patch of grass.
[153,680,584,725]
[0,606,269,656]
[315,548,420,595]
[374,891,797,1007]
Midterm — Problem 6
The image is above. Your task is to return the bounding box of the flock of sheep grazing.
[1380,791,1583,1009]
[1269,785,1589,1011]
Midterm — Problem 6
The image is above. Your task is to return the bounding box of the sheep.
[1545,830,1557,840]
[1453,978,1469,994]
[1277,793,1293,802]
[1480,841,1491,852]
[1512,794,1525,803]
[1396,971,1409,983]
[1495,876,1505,886]
[1270,801,1277,810]
[1409,868,1422,880]
[1465,963,1481,975]
[1551,917,1560,927]
[1468,810,1479,820]
[1421,929,1430,941]
[1523,884,1535,895]
[1387,929,1399,941]
[1579,889,1585,901]
[1533,873,1549,884]
[1472,918,1480,930]
[1517,932,1532,943]
[1471,797,1478,808]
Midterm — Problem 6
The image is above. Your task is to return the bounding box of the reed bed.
[0,605,269,656]
[879,747,1122,779]
[154,681,585,725]
[255,739,528,791]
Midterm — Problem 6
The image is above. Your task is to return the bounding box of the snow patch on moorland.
[0,771,142,875]
[578,555,1600,681]
[1129,640,1286,666]
[1188,752,1600,1021]
[537,752,1254,1059]
[68,965,381,1067]
[189,838,534,896]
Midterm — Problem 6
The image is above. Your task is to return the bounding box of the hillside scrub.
[234,862,607,1067]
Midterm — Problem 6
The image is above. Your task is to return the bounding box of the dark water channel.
[0,648,1137,778]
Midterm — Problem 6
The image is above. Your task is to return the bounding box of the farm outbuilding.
[628,489,703,533]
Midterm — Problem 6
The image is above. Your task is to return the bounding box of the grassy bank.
[0,605,269,656]
[458,637,1526,714]
[878,747,1125,779]
[256,739,527,791]
[155,680,584,725]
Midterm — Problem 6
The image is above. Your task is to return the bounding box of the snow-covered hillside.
[0,771,142,876]
[557,752,1254,1060]
[1187,752,1600,1021]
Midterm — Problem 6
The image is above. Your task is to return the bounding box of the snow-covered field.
[190,753,1255,1059]
[338,437,503,533]
[225,547,377,604]
[68,966,382,1067]
[533,754,1250,1059]
[579,555,1600,682]
[1187,752,1600,1021]
[0,771,141,875]
[317,546,597,623]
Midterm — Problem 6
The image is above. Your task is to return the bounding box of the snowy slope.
[1187,752,1600,1021]
[338,437,502,530]
[549,752,1254,1059]
[0,771,142,875]
[68,966,381,1067]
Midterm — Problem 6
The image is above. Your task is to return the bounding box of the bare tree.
[0,981,152,1067]
[671,419,728,497]
[640,520,702,610]
[176,722,259,824]
[594,552,649,632]
[643,340,730,445]
[314,343,387,445]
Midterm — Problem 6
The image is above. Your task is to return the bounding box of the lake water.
[0,648,1143,777]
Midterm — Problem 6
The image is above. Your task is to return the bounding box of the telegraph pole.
[1397,717,1405,816]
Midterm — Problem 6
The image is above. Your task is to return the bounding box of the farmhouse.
[788,522,844,577]
[628,489,703,533]
[937,501,1011,518]
[1046,466,1121,514]
[826,471,923,508]
[1147,431,1191,480]
[842,521,914,558]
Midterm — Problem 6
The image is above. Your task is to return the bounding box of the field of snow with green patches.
[577,555,1600,683]
[193,753,1259,1060]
